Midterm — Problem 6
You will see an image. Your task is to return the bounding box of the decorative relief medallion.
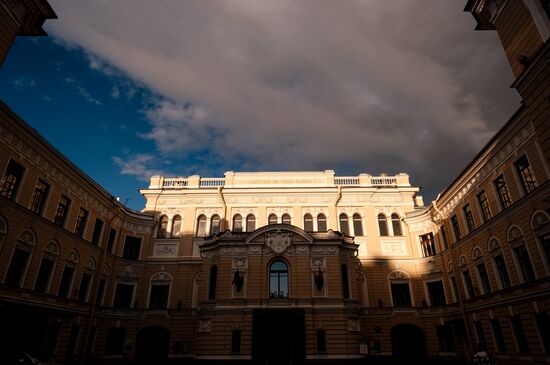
[232,258,248,272]
[151,272,173,281]
[311,257,326,270]
[347,319,361,332]
[44,241,59,255]
[118,265,137,282]
[198,319,212,333]
[84,258,96,271]
[154,243,178,257]
[265,231,292,255]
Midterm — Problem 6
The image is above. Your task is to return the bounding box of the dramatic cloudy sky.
[0,0,520,210]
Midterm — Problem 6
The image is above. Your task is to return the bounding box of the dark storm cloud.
[48,0,520,201]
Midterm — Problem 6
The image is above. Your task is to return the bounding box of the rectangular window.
[34,257,55,293]
[462,269,475,298]
[427,280,446,306]
[113,283,134,309]
[514,155,537,194]
[29,179,50,215]
[535,311,550,354]
[436,325,455,352]
[474,320,486,348]
[391,283,412,307]
[510,315,529,353]
[514,244,536,282]
[493,254,511,289]
[490,318,507,352]
[78,272,92,302]
[232,330,242,354]
[494,175,511,209]
[91,218,104,245]
[316,329,327,353]
[95,279,106,306]
[450,276,459,303]
[0,160,25,200]
[451,215,461,241]
[440,225,449,249]
[420,232,436,257]
[74,208,89,238]
[105,327,126,355]
[477,190,492,222]
[58,266,75,298]
[106,228,117,254]
[122,235,141,260]
[463,204,475,233]
[4,248,31,287]
[53,195,71,227]
[476,262,491,294]
[149,284,169,309]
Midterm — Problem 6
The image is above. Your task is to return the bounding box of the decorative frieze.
[154,243,178,257]
[380,241,407,256]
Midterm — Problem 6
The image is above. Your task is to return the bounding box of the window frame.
[29,178,50,215]
[269,260,289,298]
[0,159,25,201]
[477,190,492,223]
[494,174,512,210]
[353,213,363,236]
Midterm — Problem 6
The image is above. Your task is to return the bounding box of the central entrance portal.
[252,309,306,365]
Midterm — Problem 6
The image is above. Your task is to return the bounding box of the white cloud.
[112,153,169,181]
[64,76,102,105]
[47,0,520,199]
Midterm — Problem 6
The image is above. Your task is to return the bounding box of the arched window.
[34,241,59,293]
[282,214,291,225]
[317,214,327,232]
[268,214,278,225]
[341,264,350,299]
[233,214,242,232]
[208,265,217,300]
[304,214,313,232]
[246,214,256,232]
[210,215,221,235]
[388,270,412,307]
[269,261,288,298]
[353,214,363,236]
[378,214,388,236]
[171,215,182,237]
[5,230,36,288]
[196,215,207,237]
[339,214,349,235]
[158,215,168,238]
[149,272,172,309]
[392,214,402,236]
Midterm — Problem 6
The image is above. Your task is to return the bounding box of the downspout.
[218,186,226,231]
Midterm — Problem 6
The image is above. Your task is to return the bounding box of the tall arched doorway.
[391,324,426,364]
[135,326,170,365]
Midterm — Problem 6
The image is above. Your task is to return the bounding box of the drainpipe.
[218,186,226,231]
